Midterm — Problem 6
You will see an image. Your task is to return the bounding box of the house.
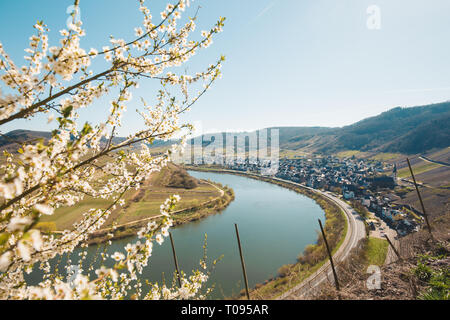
[343,190,355,200]
[361,196,371,207]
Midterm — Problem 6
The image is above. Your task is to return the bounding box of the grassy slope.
[335,150,365,158]
[314,213,449,300]
[366,237,389,266]
[39,164,221,231]
[369,152,403,161]
[115,182,220,225]
[397,160,443,179]
[390,150,449,218]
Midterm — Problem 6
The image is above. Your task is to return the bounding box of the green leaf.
[0,233,10,246]
[81,123,93,136]
[62,105,73,118]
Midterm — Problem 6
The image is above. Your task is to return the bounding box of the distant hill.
[195,102,450,155]
[319,102,450,154]
[2,101,449,155]
[0,129,174,153]
[0,129,53,152]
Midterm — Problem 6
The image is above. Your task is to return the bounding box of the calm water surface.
[29,171,325,299]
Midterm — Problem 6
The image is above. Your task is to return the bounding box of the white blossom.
[34,204,54,215]
[0,252,13,272]
[0,0,224,300]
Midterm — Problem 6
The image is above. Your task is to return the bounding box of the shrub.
[414,262,433,282]
[277,265,291,278]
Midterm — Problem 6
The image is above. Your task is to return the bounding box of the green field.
[114,182,220,225]
[335,150,403,161]
[335,150,365,158]
[39,198,112,230]
[279,149,311,159]
[369,152,403,161]
[366,237,389,266]
[38,165,222,231]
[397,160,443,178]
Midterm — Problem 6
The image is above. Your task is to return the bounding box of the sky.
[1,0,450,136]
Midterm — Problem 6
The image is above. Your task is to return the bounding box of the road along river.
[28,171,335,299]
[189,170,366,299]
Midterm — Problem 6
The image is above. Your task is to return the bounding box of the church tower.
[392,163,397,182]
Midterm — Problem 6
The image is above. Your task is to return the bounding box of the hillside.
[0,129,53,152]
[319,102,450,154]
[0,129,175,153]
[2,101,449,156]
[38,163,216,231]
[187,102,450,156]
[273,101,450,154]
[312,212,449,300]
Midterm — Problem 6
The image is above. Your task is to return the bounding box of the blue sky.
[1,0,450,135]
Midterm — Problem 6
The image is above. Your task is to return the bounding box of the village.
[193,153,424,239]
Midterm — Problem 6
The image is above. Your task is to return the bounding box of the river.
[28,171,325,299]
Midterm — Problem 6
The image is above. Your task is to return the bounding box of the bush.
[414,262,433,282]
[166,167,198,189]
[277,265,291,278]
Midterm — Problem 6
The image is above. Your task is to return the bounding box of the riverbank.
[86,181,235,245]
[28,167,337,300]
[184,166,348,299]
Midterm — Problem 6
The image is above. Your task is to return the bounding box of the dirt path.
[419,155,450,167]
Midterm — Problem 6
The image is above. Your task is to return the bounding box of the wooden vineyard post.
[234,223,250,300]
[318,219,340,293]
[406,158,433,238]
[384,234,402,261]
[169,232,182,288]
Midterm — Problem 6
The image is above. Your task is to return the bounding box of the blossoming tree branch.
[0,0,225,299]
